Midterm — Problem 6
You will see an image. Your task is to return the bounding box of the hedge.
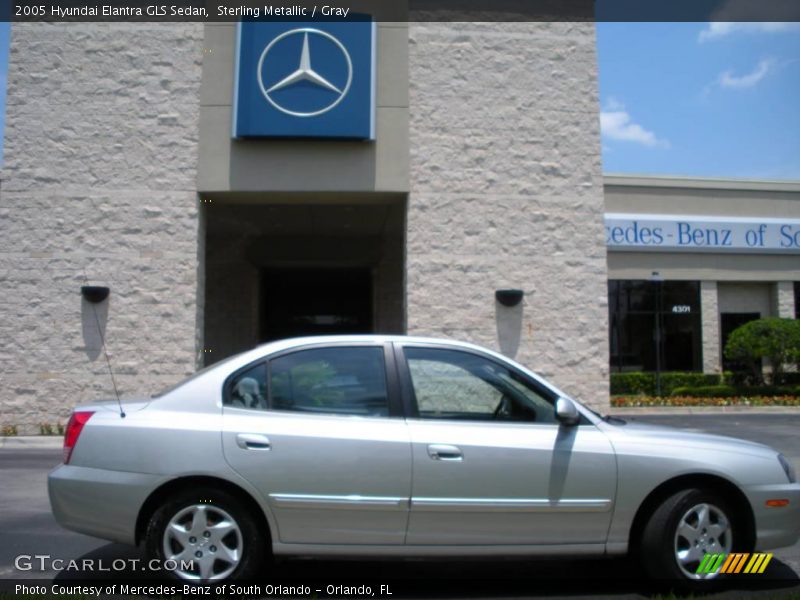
[610,372,732,396]
[780,372,800,385]
[669,385,737,398]
[670,385,800,398]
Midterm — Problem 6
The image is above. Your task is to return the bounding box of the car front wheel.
[641,488,736,584]
[144,486,266,581]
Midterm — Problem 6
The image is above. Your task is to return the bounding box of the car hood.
[602,419,778,459]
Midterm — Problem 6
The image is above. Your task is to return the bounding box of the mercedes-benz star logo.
[257,28,353,118]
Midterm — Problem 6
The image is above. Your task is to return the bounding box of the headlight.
[778,454,796,483]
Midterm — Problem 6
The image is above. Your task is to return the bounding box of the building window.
[608,280,702,373]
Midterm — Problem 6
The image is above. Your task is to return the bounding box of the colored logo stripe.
[696,553,724,574]
[696,553,773,575]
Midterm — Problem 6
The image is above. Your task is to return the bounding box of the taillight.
[63,411,94,464]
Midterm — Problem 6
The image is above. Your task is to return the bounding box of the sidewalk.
[0,436,63,449]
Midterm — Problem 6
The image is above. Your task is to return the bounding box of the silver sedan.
[49,335,800,584]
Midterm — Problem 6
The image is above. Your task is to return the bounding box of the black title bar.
[3,0,800,22]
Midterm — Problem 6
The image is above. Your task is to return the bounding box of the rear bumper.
[745,482,800,550]
[48,464,164,545]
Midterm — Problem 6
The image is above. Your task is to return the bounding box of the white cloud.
[718,58,776,89]
[600,100,669,149]
[699,22,800,42]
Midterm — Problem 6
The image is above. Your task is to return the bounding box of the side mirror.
[555,397,580,426]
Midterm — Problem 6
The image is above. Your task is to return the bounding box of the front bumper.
[746,482,800,550]
[48,464,165,545]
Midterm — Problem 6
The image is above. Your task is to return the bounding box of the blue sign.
[233,19,376,140]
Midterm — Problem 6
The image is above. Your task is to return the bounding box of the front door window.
[403,347,557,424]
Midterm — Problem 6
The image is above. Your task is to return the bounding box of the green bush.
[611,372,731,396]
[610,372,655,395]
[741,385,800,397]
[660,373,729,394]
[781,372,800,385]
[670,385,800,398]
[1,424,18,436]
[671,385,738,398]
[724,318,800,385]
[610,370,800,397]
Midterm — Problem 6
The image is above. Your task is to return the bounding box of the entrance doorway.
[201,197,406,365]
[260,268,373,342]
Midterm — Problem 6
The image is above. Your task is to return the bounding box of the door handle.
[236,433,271,451]
[427,444,463,461]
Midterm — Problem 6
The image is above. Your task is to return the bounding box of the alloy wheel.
[162,503,243,580]
[673,502,732,579]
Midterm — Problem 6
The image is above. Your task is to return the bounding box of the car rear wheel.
[144,486,266,581]
[641,488,735,584]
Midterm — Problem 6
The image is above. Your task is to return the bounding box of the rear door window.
[270,347,389,417]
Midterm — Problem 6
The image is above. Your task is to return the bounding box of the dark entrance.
[720,312,761,374]
[260,268,373,343]
[608,280,702,373]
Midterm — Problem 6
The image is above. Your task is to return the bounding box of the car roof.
[253,334,491,353]
[223,335,513,374]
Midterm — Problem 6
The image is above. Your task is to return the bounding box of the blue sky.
[0,22,797,179]
[597,22,800,179]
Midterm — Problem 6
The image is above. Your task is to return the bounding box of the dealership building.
[0,21,798,429]
[605,176,799,375]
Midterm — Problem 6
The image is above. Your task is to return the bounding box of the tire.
[144,486,267,581]
[640,488,739,586]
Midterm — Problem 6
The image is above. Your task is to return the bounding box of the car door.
[221,343,411,545]
[397,343,617,546]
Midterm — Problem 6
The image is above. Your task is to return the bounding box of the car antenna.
[82,271,125,418]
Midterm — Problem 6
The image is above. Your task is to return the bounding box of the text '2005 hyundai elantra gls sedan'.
[49,336,799,584]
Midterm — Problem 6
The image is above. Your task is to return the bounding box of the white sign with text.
[605,213,800,254]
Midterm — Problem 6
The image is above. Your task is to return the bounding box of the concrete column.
[773,281,796,318]
[701,281,721,374]
[407,22,608,410]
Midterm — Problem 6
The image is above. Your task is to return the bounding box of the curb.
[610,406,800,416]
[0,436,63,450]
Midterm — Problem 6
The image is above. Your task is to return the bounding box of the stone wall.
[406,23,609,408]
[0,23,204,432]
[774,281,797,319]
[701,281,721,373]
[0,21,610,429]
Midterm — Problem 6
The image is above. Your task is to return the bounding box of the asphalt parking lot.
[0,413,798,599]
